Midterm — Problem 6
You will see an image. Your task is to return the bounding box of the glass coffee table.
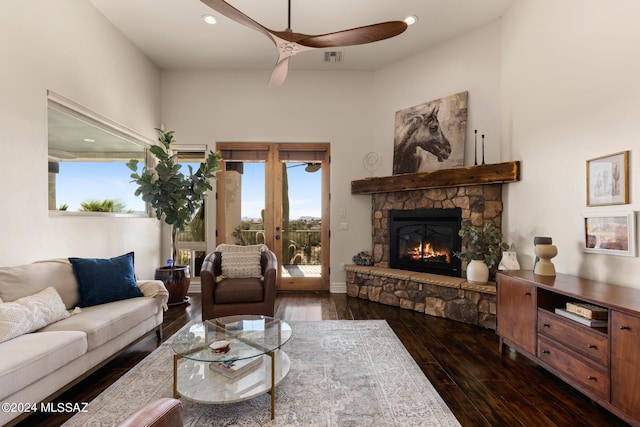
[171,315,292,419]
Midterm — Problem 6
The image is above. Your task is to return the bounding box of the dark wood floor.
[15,293,630,427]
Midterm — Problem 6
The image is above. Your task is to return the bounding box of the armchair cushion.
[216,244,266,279]
[214,278,265,304]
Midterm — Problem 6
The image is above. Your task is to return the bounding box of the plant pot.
[155,265,191,305]
[466,260,489,284]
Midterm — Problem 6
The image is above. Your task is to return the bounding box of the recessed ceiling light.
[83,138,95,143]
[202,14,217,25]
[404,16,418,25]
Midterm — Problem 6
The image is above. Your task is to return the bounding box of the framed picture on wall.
[584,211,636,257]
[586,151,629,206]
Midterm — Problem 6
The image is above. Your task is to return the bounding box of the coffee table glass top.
[172,315,292,363]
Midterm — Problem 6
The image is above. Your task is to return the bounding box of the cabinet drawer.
[537,309,608,366]
[538,335,610,401]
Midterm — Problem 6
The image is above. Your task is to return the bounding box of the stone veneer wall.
[346,266,497,329]
[346,183,505,330]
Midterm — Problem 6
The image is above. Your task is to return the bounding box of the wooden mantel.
[351,161,520,195]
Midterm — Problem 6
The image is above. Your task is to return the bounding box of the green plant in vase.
[454,221,508,284]
[127,128,222,303]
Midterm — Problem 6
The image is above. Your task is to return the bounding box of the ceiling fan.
[201,0,408,87]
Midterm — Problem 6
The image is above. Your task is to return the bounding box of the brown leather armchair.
[117,398,183,427]
[200,248,277,320]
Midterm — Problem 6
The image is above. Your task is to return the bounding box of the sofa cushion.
[38,296,157,351]
[0,259,79,309]
[69,252,143,308]
[0,330,87,401]
[0,287,70,344]
[216,244,266,279]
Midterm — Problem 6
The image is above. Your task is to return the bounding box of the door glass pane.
[282,162,322,278]
[225,162,266,246]
[176,154,206,243]
[175,153,207,277]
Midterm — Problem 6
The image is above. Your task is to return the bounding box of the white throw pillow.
[0,286,70,343]
[216,244,266,279]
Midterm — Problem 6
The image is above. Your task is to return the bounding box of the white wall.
[160,70,375,290]
[373,20,504,172]
[0,0,162,277]
[501,0,640,288]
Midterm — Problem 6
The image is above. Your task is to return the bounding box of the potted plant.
[453,221,509,284]
[127,128,222,304]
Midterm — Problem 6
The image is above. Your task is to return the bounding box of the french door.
[215,143,330,291]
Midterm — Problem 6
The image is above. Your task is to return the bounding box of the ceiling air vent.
[324,51,343,63]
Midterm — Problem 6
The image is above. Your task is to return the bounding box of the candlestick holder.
[474,130,478,165]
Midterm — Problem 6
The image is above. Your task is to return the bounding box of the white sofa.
[0,256,168,426]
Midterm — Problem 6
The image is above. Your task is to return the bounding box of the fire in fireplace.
[389,208,462,277]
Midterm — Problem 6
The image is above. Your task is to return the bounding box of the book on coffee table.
[209,356,263,378]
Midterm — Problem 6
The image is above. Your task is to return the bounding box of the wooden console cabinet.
[497,271,640,426]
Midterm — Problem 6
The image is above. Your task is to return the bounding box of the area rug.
[63,320,460,426]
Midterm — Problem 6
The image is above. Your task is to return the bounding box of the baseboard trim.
[330,282,347,294]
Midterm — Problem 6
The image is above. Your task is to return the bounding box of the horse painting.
[393,91,467,174]
[393,105,451,174]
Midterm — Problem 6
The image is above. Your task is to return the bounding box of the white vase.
[498,251,520,271]
[466,260,489,284]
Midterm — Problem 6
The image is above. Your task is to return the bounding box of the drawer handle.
[543,323,551,328]
[588,344,597,349]
[541,350,550,354]
[524,292,531,296]
[620,326,631,330]
[588,376,596,382]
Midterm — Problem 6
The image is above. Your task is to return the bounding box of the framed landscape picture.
[584,212,636,257]
[586,151,629,206]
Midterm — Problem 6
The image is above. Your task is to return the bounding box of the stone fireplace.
[373,184,504,270]
[347,162,521,330]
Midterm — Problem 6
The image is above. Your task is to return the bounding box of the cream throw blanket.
[137,280,169,310]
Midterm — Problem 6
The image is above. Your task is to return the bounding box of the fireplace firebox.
[389,208,462,277]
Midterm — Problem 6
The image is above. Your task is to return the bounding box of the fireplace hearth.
[389,208,462,277]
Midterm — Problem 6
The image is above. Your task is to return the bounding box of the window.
[47,91,152,214]
[174,148,210,278]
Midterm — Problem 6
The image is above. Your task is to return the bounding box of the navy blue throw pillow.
[69,252,143,308]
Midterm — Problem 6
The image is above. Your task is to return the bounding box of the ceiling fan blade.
[266,33,315,87]
[201,0,407,87]
[268,57,291,88]
[297,21,408,48]
[200,0,273,40]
